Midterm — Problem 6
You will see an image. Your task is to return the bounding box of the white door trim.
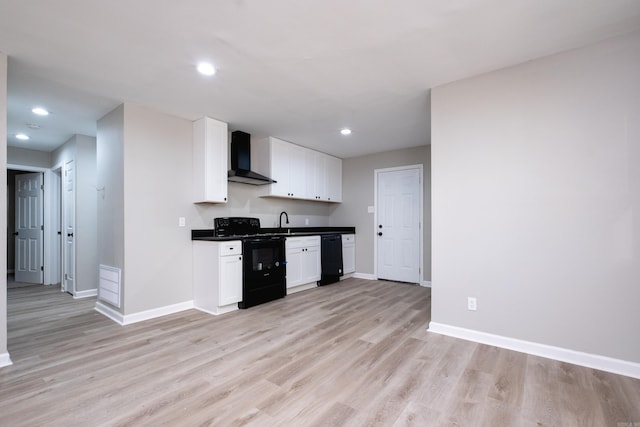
[374,164,423,283]
[7,164,60,285]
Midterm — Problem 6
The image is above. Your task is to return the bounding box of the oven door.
[240,237,286,308]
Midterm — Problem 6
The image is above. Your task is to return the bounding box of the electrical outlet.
[467,297,477,311]
[305,218,309,225]
[178,217,186,227]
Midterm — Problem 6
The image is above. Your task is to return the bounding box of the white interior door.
[63,160,76,294]
[376,166,422,283]
[15,172,44,284]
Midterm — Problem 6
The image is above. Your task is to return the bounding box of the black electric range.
[214,217,286,309]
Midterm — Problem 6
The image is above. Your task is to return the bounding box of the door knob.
[378,232,382,236]
[13,231,18,236]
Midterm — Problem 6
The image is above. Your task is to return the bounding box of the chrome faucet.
[279,211,289,230]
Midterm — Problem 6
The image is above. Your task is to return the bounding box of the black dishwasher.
[319,234,343,286]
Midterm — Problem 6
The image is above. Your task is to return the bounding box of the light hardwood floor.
[2,278,639,426]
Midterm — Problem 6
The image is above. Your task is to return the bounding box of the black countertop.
[192,226,356,241]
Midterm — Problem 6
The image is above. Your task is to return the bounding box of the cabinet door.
[303,245,321,283]
[325,155,342,202]
[219,255,242,305]
[285,247,303,288]
[305,150,316,200]
[342,235,355,274]
[288,144,307,199]
[313,152,327,200]
[193,117,228,203]
[269,138,290,198]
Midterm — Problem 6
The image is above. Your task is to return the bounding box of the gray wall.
[52,135,98,292]
[1,51,8,364]
[7,146,51,168]
[331,146,431,281]
[122,104,194,314]
[96,105,125,310]
[431,31,640,363]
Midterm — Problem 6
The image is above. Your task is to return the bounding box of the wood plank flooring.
[2,278,639,426]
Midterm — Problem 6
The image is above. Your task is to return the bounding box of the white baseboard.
[287,282,318,294]
[96,300,195,326]
[95,301,125,324]
[73,289,98,299]
[421,280,431,287]
[194,304,238,316]
[0,352,13,368]
[352,272,376,280]
[428,322,640,380]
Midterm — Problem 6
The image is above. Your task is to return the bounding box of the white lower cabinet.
[342,234,355,274]
[193,240,242,315]
[285,236,321,291]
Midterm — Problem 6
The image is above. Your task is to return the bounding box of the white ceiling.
[2,0,640,158]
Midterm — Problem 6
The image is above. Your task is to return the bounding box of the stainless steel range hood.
[228,131,276,185]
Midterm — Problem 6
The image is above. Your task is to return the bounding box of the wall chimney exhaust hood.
[228,131,276,185]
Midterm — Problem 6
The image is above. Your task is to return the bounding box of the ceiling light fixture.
[16,133,30,140]
[197,62,216,76]
[340,128,352,135]
[32,107,49,116]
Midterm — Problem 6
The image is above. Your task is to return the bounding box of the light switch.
[367,206,375,213]
[178,217,186,227]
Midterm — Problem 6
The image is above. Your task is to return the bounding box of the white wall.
[52,135,98,292]
[331,146,431,280]
[0,51,9,366]
[194,180,334,230]
[431,31,640,364]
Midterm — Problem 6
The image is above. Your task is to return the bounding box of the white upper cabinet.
[193,117,228,203]
[253,136,342,203]
[325,154,342,202]
[255,137,306,199]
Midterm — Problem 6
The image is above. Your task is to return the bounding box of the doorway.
[6,167,62,287]
[375,165,423,284]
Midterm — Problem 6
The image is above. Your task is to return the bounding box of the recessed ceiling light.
[340,128,352,135]
[197,62,216,76]
[16,133,30,140]
[32,107,49,116]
